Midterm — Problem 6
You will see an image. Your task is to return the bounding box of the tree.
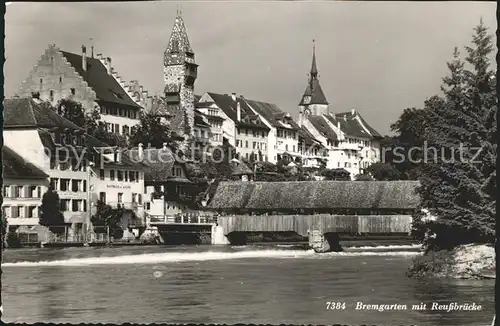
[57,99,99,133]
[91,200,126,239]
[39,186,66,234]
[355,173,374,181]
[365,162,402,181]
[129,111,179,150]
[56,99,127,147]
[321,168,351,181]
[1,216,7,249]
[414,20,496,249]
[388,106,433,179]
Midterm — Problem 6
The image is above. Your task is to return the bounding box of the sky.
[4,1,496,135]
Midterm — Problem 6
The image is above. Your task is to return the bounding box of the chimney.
[337,121,341,130]
[298,111,303,128]
[351,108,356,115]
[231,93,236,102]
[106,57,112,74]
[138,143,144,160]
[91,45,94,58]
[343,114,347,121]
[240,94,244,99]
[139,86,143,93]
[82,45,87,71]
[236,102,241,121]
[162,142,169,150]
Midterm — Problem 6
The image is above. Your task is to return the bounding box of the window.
[60,179,70,191]
[13,186,21,198]
[2,206,11,218]
[49,90,54,101]
[99,169,105,180]
[130,171,135,182]
[110,170,115,181]
[50,178,58,190]
[40,78,43,84]
[29,185,38,198]
[245,141,248,148]
[132,193,137,203]
[60,199,70,211]
[3,185,10,198]
[117,170,123,181]
[70,88,75,95]
[138,194,142,205]
[136,172,139,182]
[117,193,123,203]
[71,180,79,192]
[145,202,151,210]
[72,199,81,212]
[114,124,119,134]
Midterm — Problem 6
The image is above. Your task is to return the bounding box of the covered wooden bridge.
[207,180,420,251]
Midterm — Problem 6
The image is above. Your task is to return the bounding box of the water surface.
[2,245,494,325]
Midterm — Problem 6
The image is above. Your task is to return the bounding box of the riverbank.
[406,244,495,279]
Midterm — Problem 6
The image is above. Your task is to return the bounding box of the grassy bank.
[407,244,495,279]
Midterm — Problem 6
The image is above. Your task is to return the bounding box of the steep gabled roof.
[244,99,300,130]
[298,125,324,147]
[4,98,82,130]
[205,92,269,130]
[60,51,141,109]
[332,112,382,139]
[2,146,49,179]
[307,115,338,141]
[209,181,420,211]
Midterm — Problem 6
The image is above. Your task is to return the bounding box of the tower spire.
[310,39,318,78]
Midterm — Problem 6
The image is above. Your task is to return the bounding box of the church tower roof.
[299,40,328,106]
[164,11,195,66]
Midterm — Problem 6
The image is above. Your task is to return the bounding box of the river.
[1,245,494,325]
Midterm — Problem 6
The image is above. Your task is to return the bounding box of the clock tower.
[299,40,329,117]
[164,12,198,145]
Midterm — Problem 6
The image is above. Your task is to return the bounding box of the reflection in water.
[40,267,67,321]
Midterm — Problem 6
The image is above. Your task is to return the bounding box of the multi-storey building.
[128,144,195,223]
[2,146,49,231]
[16,44,143,138]
[3,97,146,231]
[197,92,270,161]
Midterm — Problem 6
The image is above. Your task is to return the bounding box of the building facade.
[3,98,146,229]
[2,146,50,230]
[16,44,143,138]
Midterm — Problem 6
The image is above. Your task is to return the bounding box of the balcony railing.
[149,214,217,224]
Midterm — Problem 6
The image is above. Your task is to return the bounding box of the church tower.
[164,12,198,144]
[299,41,329,120]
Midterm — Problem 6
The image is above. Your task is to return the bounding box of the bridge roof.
[208,181,420,211]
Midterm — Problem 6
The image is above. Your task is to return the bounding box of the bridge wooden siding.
[217,214,412,237]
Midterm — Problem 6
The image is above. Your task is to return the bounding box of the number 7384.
[326,302,347,310]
